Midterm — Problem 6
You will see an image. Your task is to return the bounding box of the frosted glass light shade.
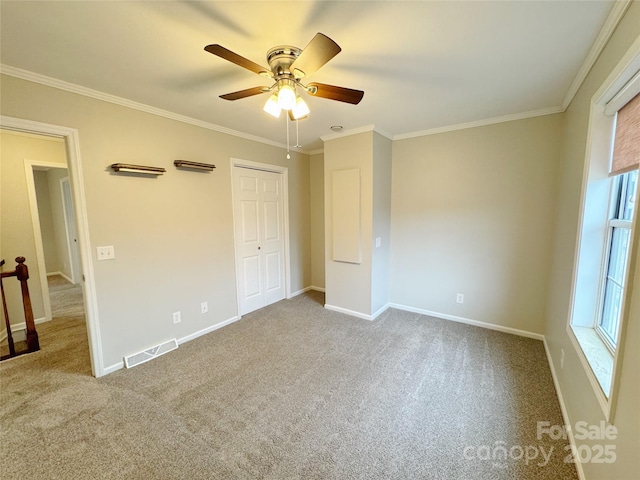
[277,85,296,110]
[263,94,281,117]
[292,96,310,119]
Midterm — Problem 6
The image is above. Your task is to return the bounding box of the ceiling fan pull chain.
[295,118,301,148]
[286,114,291,159]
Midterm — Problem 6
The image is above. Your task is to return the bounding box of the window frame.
[595,171,636,353]
[567,36,640,423]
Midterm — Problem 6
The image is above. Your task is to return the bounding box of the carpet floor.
[0,290,577,479]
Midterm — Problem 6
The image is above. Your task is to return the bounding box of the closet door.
[232,167,285,315]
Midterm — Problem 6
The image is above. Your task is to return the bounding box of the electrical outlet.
[456,293,464,304]
[173,311,181,324]
[96,245,115,261]
[201,302,208,314]
[560,349,565,370]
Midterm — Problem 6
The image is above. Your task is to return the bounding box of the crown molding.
[320,124,393,143]
[2,0,630,155]
[394,106,564,141]
[0,64,311,155]
[561,0,633,110]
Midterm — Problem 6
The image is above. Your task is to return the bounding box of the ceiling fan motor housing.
[267,46,302,80]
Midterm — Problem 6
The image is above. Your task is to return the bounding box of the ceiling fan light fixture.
[263,94,282,118]
[292,96,310,120]
[277,83,297,110]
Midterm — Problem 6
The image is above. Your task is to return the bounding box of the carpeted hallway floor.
[0,289,577,479]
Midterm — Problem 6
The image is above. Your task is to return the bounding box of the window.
[568,37,639,420]
[597,170,637,351]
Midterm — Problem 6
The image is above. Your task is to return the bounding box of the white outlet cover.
[172,311,181,324]
[96,245,115,261]
[201,302,208,314]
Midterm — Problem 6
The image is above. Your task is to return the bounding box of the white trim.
[1,0,629,156]
[371,303,390,320]
[561,0,633,111]
[543,338,586,480]
[320,124,393,143]
[177,315,240,345]
[1,115,104,378]
[46,271,73,284]
[4,316,50,334]
[101,314,241,375]
[289,286,313,298]
[389,303,545,341]
[565,33,640,422]
[324,303,374,321]
[323,303,389,321]
[289,285,326,297]
[102,361,124,375]
[605,70,640,115]
[394,106,563,141]
[23,159,57,323]
[567,325,610,414]
[0,65,310,155]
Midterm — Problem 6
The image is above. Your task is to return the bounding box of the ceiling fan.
[204,33,364,119]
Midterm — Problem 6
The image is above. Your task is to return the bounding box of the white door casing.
[232,162,287,315]
[1,115,103,377]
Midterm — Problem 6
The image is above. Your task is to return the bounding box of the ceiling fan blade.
[306,83,364,105]
[205,44,271,76]
[289,33,341,79]
[219,86,270,101]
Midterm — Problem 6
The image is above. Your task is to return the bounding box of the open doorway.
[0,122,100,376]
[31,164,85,317]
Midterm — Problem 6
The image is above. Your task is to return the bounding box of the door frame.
[230,157,291,317]
[24,159,66,324]
[1,115,103,377]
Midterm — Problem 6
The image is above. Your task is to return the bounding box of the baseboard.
[289,286,313,298]
[543,338,585,480]
[289,286,327,298]
[101,315,241,377]
[177,315,240,345]
[4,316,50,335]
[324,303,389,321]
[102,361,125,375]
[388,303,545,341]
[47,271,73,283]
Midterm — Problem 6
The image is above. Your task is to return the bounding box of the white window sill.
[571,326,613,397]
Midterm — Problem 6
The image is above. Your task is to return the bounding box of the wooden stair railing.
[1,257,40,361]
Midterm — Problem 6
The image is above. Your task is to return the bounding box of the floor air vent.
[124,339,178,368]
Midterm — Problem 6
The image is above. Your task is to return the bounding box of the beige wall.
[34,169,61,272]
[324,132,374,316]
[371,132,392,314]
[309,152,325,289]
[1,131,68,324]
[1,75,311,369]
[390,114,563,333]
[545,3,640,479]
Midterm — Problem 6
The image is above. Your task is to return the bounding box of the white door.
[60,177,82,284]
[232,166,286,315]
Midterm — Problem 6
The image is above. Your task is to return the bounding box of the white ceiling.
[0,1,616,152]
